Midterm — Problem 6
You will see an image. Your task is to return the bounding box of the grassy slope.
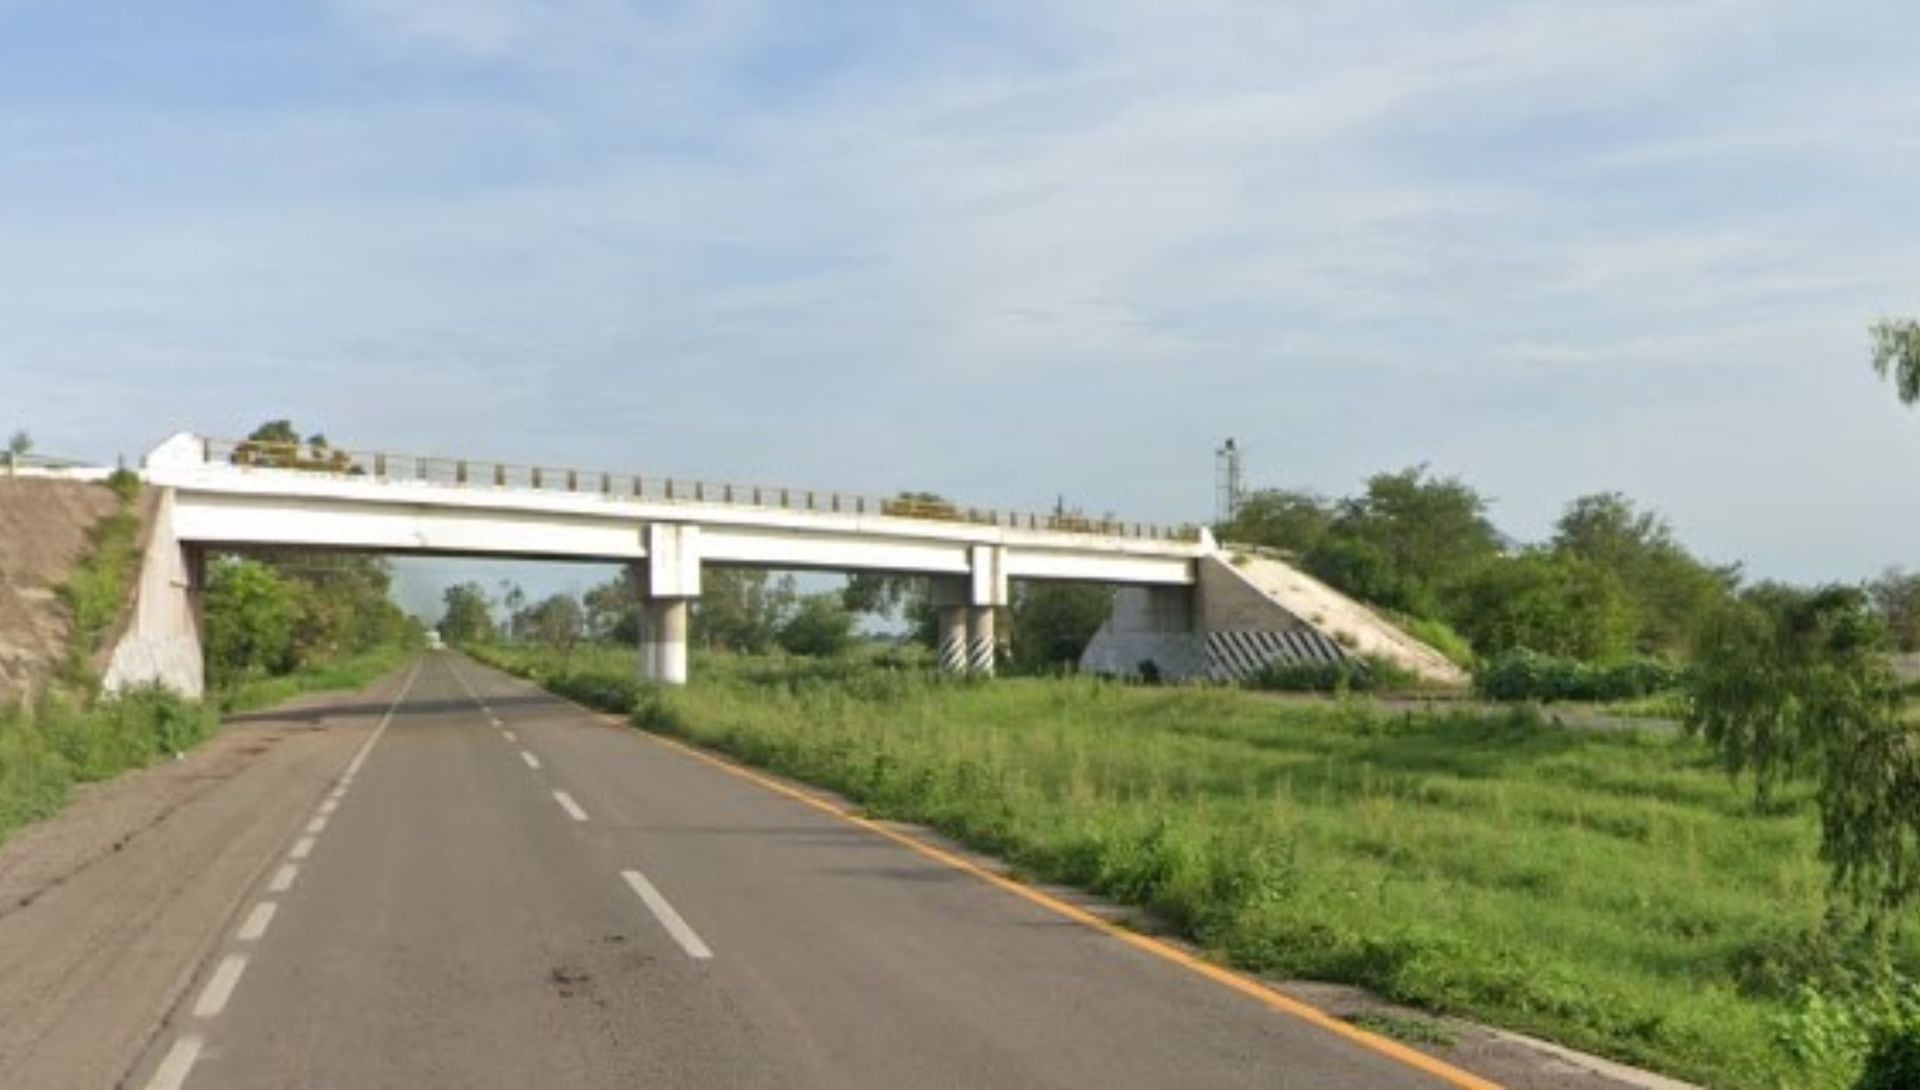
[475,643,1872,1090]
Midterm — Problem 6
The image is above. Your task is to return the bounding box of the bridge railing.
[198,438,1204,543]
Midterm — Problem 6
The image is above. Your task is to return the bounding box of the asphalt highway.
[127,652,1469,1090]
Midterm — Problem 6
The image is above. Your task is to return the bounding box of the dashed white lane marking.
[520,750,541,770]
[192,955,248,1018]
[553,791,589,822]
[237,901,278,942]
[340,659,424,783]
[489,715,504,727]
[143,1035,203,1090]
[503,729,518,743]
[141,660,425,1090]
[621,869,713,960]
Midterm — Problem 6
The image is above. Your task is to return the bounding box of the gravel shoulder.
[0,667,410,1090]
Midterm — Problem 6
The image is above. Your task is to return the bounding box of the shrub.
[1404,615,1476,669]
[1859,1029,1920,1089]
[776,594,856,658]
[1474,649,1680,703]
[548,671,644,714]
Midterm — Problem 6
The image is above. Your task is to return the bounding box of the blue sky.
[5,0,1920,614]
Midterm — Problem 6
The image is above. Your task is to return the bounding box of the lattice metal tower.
[1215,438,1245,523]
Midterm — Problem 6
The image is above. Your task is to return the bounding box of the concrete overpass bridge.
[104,433,1463,699]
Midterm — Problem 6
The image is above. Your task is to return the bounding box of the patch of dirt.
[0,730,287,917]
[0,478,121,706]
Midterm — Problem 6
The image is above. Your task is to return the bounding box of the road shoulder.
[0,667,411,1090]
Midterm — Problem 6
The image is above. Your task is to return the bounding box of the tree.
[1870,569,1920,653]
[439,582,496,645]
[234,419,349,471]
[248,420,299,445]
[516,593,584,653]
[1216,489,1335,557]
[7,430,30,458]
[1336,467,1500,608]
[204,558,298,685]
[695,569,794,652]
[1008,582,1112,674]
[1552,492,1735,656]
[1870,318,1920,405]
[777,593,856,657]
[583,569,643,643]
[1688,587,1920,915]
[1449,551,1638,660]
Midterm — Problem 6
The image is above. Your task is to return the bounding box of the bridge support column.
[931,547,1006,678]
[966,606,996,677]
[641,599,690,686]
[937,604,969,675]
[636,523,701,687]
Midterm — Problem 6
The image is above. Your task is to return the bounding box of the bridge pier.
[967,606,996,677]
[636,523,701,687]
[931,547,1006,677]
[640,599,689,686]
[936,601,969,675]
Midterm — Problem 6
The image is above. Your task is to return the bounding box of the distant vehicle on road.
[424,631,444,651]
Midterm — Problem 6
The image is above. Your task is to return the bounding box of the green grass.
[0,687,218,844]
[214,645,416,714]
[1349,1011,1460,1048]
[474,644,1888,1090]
[0,648,414,852]
[55,486,142,682]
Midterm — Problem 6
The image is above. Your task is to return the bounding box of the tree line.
[439,565,1112,674]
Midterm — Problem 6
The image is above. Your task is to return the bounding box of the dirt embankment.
[0,479,123,707]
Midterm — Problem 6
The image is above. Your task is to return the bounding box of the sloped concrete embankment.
[1082,551,1468,687]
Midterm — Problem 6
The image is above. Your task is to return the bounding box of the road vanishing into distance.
[14,653,1473,1090]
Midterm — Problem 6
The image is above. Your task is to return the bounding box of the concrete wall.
[1080,553,1468,686]
[102,489,205,699]
[1079,585,1206,680]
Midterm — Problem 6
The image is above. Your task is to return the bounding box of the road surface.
[115,652,1466,1089]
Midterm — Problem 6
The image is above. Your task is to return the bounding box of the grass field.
[473,643,1902,1089]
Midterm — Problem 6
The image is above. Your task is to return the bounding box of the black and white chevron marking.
[968,635,996,676]
[938,635,969,674]
[1204,628,1347,681]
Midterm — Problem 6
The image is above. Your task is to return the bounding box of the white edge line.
[192,954,248,1018]
[144,1034,203,1090]
[236,901,278,942]
[553,790,589,822]
[621,869,713,960]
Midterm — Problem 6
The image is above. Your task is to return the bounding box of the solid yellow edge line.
[517,672,1504,1090]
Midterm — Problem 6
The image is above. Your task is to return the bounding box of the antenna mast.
[1215,438,1245,523]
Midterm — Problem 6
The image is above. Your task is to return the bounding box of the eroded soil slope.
[0,479,120,705]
